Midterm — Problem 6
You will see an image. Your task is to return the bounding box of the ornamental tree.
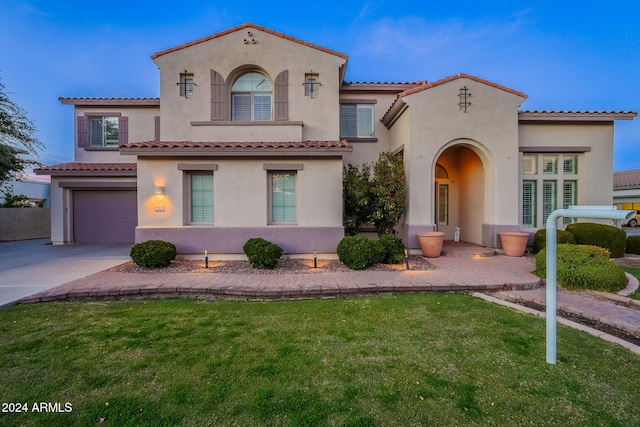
[0,76,43,185]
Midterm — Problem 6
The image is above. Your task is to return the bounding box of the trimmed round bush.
[626,235,640,255]
[532,229,576,253]
[337,235,385,270]
[565,222,627,258]
[130,240,177,269]
[535,244,627,292]
[243,237,283,270]
[379,234,406,264]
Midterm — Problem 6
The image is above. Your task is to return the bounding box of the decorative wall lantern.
[458,86,471,112]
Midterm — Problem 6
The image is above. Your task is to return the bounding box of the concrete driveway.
[0,239,131,308]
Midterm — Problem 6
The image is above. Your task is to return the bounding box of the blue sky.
[1,0,638,171]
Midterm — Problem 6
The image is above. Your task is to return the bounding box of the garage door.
[73,190,137,243]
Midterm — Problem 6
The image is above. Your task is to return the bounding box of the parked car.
[623,213,640,227]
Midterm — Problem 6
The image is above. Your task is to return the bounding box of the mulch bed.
[106,256,433,275]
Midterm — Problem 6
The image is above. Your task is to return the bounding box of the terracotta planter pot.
[499,232,530,257]
[417,232,445,258]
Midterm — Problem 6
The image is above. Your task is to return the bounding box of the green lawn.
[1,295,639,426]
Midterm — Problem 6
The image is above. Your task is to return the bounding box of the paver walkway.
[19,255,541,303]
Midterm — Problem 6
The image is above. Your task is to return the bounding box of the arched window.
[435,164,449,179]
[231,72,272,121]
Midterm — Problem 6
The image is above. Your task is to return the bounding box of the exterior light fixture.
[155,186,164,195]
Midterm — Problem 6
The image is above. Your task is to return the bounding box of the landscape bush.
[130,240,177,269]
[379,234,406,264]
[532,229,576,253]
[242,237,283,270]
[626,235,640,255]
[337,235,385,270]
[565,222,627,258]
[535,244,627,292]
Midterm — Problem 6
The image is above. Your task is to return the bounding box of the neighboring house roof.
[120,140,353,157]
[341,81,428,94]
[34,162,137,177]
[151,22,348,61]
[58,98,159,106]
[519,110,637,122]
[614,169,640,189]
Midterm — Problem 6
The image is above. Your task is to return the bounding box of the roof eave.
[119,147,352,157]
[58,98,160,107]
[518,111,638,122]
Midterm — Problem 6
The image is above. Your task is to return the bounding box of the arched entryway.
[434,144,486,245]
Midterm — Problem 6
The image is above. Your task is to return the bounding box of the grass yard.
[622,267,640,300]
[1,295,639,426]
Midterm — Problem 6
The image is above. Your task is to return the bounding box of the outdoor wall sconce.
[155,186,164,195]
[458,86,471,112]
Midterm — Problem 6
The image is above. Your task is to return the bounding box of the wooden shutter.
[210,69,226,121]
[118,116,129,146]
[77,116,88,148]
[154,116,160,140]
[275,70,288,121]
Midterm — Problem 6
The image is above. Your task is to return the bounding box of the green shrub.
[532,229,576,253]
[337,235,385,270]
[626,235,640,255]
[130,240,177,269]
[242,238,283,270]
[379,234,406,264]
[565,222,627,258]
[535,244,627,292]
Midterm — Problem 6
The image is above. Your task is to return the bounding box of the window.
[340,104,374,139]
[89,116,119,147]
[438,184,449,225]
[179,72,194,97]
[231,72,272,121]
[521,154,578,228]
[189,173,214,223]
[270,172,296,223]
[304,73,319,97]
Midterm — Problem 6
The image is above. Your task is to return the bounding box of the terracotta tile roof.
[120,140,352,157]
[151,23,348,60]
[399,73,528,99]
[341,81,428,94]
[59,98,159,106]
[519,111,637,121]
[614,169,640,189]
[35,162,137,176]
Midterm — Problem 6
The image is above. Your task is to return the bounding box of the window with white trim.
[89,116,119,147]
[340,104,374,139]
[521,154,578,228]
[270,172,296,223]
[189,172,214,223]
[231,72,272,121]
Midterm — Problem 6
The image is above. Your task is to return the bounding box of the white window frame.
[268,171,297,224]
[521,153,579,229]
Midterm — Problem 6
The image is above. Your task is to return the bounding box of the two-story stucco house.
[36,23,637,256]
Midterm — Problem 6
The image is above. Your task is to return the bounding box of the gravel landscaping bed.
[107,256,433,274]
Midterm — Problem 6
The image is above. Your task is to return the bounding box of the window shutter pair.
[210,69,288,121]
[76,115,128,147]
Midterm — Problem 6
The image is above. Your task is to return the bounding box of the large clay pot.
[499,232,530,257]
[417,232,445,258]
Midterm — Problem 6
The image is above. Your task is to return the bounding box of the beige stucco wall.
[153,28,346,143]
[72,106,159,163]
[518,122,615,227]
[397,77,525,246]
[136,157,343,228]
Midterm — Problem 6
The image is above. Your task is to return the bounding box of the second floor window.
[89,116,119,147]
[340,104,374,139]
[231,72,272,121]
